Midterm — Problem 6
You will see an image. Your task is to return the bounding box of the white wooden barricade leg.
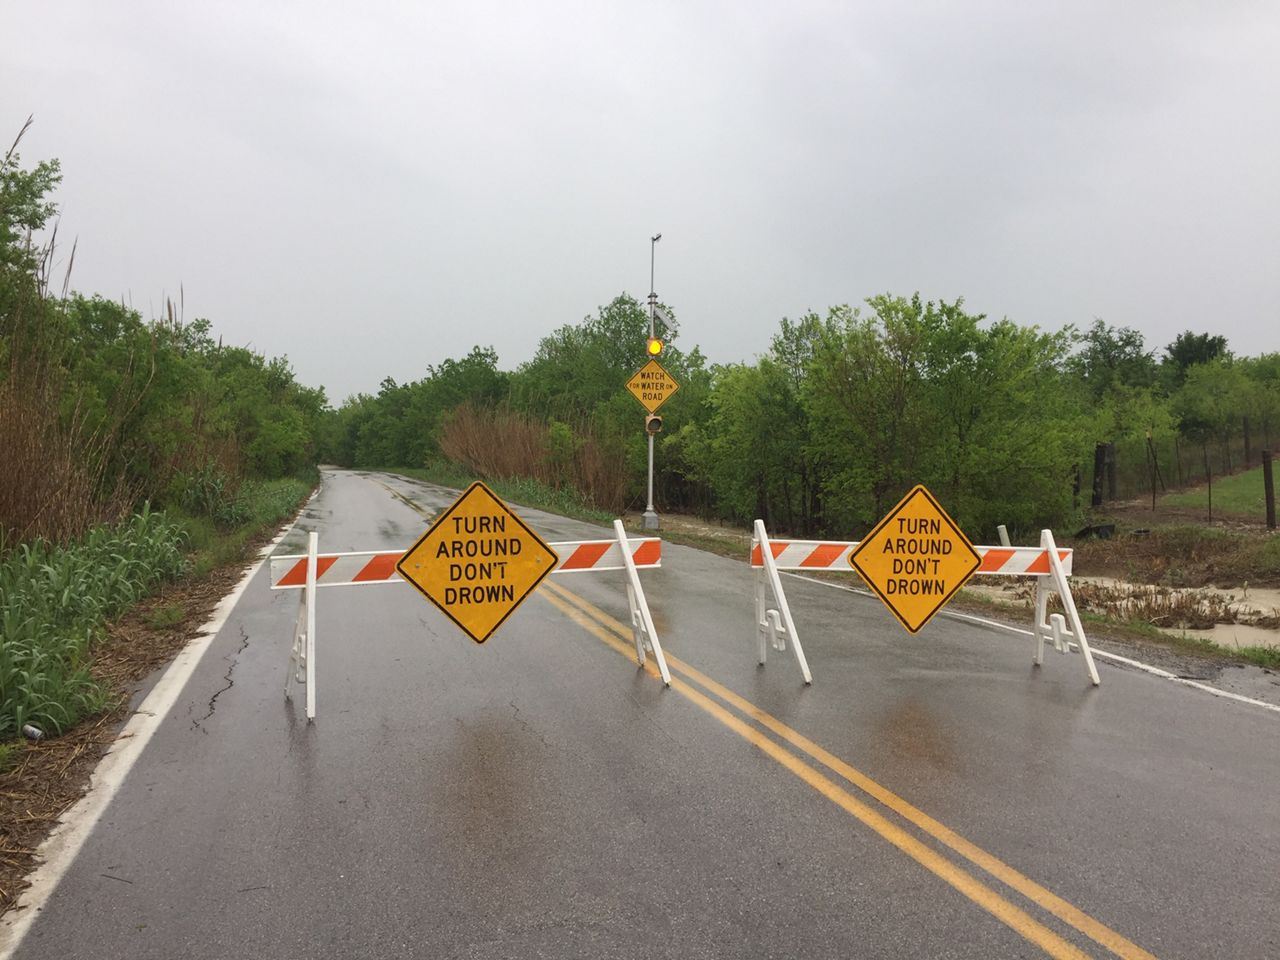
[283,531,318,720]
[612,519,671,686]
[1031,529,1100,686]
[751,520,813,685]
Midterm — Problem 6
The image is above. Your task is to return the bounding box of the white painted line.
[786,572,1280,717]
[0,488,318,958]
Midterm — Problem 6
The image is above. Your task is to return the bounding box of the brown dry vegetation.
[440,403,628,511]
[1071,524,1280,589]
[0,373,137,546]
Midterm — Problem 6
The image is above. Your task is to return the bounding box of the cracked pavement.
[191,627,249,731]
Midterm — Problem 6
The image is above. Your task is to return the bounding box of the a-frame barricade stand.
[750,523,1100,686]
[751,520,813,685]
[1033,528,1100,684]
[271,523,667,720]
[545,519,670,684]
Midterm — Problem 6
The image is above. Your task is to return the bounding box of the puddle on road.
[878,698,956,772]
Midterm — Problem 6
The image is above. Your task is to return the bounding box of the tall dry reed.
[439,404,628,512]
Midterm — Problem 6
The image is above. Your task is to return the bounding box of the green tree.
[1068,319,1157,400]
[1162,330,1229,388]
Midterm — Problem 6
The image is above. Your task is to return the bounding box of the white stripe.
[785,572,1280,717]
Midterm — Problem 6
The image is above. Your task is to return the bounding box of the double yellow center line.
[373,477,1155,959]
[540,579,1158,960]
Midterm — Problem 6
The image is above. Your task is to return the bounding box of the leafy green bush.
[0,507,186,739]
[172,464,250,528]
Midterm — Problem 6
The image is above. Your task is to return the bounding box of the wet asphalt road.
[6,468,1279,959]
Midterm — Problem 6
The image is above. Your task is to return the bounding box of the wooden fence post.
[1264,450,1276,530]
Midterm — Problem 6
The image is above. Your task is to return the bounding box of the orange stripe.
[1022,551,1070,574]
[771,542,787,559]
[751,544,762,566]
[800,543,845,568]
[352,552,402,582]
[276,558,309,587]
[632,540,661,566]
[1024,552,1051,574]
[276,555,338,586]
[979,548,1015,572]
[561,542,611,570]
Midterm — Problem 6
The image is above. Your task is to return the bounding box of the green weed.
[145,603,186,629]
[1236,645,1280,670]
[0,508,187,739]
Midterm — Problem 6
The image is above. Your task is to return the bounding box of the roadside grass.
[1070,523,1280,587]
[171,474,315,578]
[0,507,187,742]
[1161,463,1273,518]
[0,474,315,759]
[144,602,187,629]
[385,463,615,525]
[1236,644,1280,670]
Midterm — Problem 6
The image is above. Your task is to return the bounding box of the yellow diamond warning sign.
[626,359,680,414]
[848,485,980,634]
[395,481,559,644]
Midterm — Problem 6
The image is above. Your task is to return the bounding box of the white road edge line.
[0,490,318,958]
[786,572,1280,717]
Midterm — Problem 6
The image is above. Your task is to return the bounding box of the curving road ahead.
[3,468,1278,959]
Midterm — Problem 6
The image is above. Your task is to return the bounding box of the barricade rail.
[750,522,1099,687]
[271,521,668,720]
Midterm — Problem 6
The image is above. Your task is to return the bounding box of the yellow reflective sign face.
[395,481,559,644]
[848,485,980,634]
[626,358,680,414]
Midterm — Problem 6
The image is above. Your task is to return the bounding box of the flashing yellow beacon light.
[646,337,664,357]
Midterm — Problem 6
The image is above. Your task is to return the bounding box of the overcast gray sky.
[4,1,1278,402]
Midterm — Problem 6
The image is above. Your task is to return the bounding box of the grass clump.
[144,602,186,630]
[0,507,187,739]
[175,474,314,577]
[1236,645,1280,670]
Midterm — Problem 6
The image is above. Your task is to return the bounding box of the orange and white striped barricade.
[269,522,667,719]
[550,520,671,685]
[750,524,1099,686]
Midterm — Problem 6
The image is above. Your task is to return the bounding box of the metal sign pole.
[644,432,657,528]
[643,233,661,531]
